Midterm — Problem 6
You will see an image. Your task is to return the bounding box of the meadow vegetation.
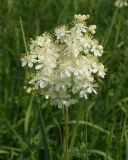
[0,0,128,159]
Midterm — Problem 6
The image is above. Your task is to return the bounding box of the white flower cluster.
[115,0,128,8]
[21,14,106,108]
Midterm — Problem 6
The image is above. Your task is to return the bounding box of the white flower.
[21,14,106,108]
[115,0,128,8]
[55,26,69,41]
[79,90,88,99]
[88,25,96,34]
[97,64,106,78]
[87,83,97,94]
[26,87,32,93]
[73,23,87,34]
[74,14,90,23]
[45,95,50,99]
[55,83,67,92]
[91,42,103,57]
[21,55,37,67]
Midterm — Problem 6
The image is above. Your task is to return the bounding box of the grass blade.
[88,149,113,160]
[20,17,28,54]
[124,124,128,160]
[36,95,52,160]
[24,94,34,134]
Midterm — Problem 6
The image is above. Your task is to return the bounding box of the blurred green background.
[0,0,128,159]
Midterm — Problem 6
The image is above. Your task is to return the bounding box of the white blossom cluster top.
[115,0,128,8]
[21,14,106,108]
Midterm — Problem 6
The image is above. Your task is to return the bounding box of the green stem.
[85,101,88,160]
[36,96,52,160]
[63,106,69,160]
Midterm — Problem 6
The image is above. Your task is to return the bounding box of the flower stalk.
[63,106,69,160]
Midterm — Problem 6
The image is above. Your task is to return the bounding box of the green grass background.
[0,0,128,159]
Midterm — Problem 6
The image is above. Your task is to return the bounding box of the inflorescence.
[115,0,128,8]
[21,14,106,108]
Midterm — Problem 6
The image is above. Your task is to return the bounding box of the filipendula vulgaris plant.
[21,14,106,160]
